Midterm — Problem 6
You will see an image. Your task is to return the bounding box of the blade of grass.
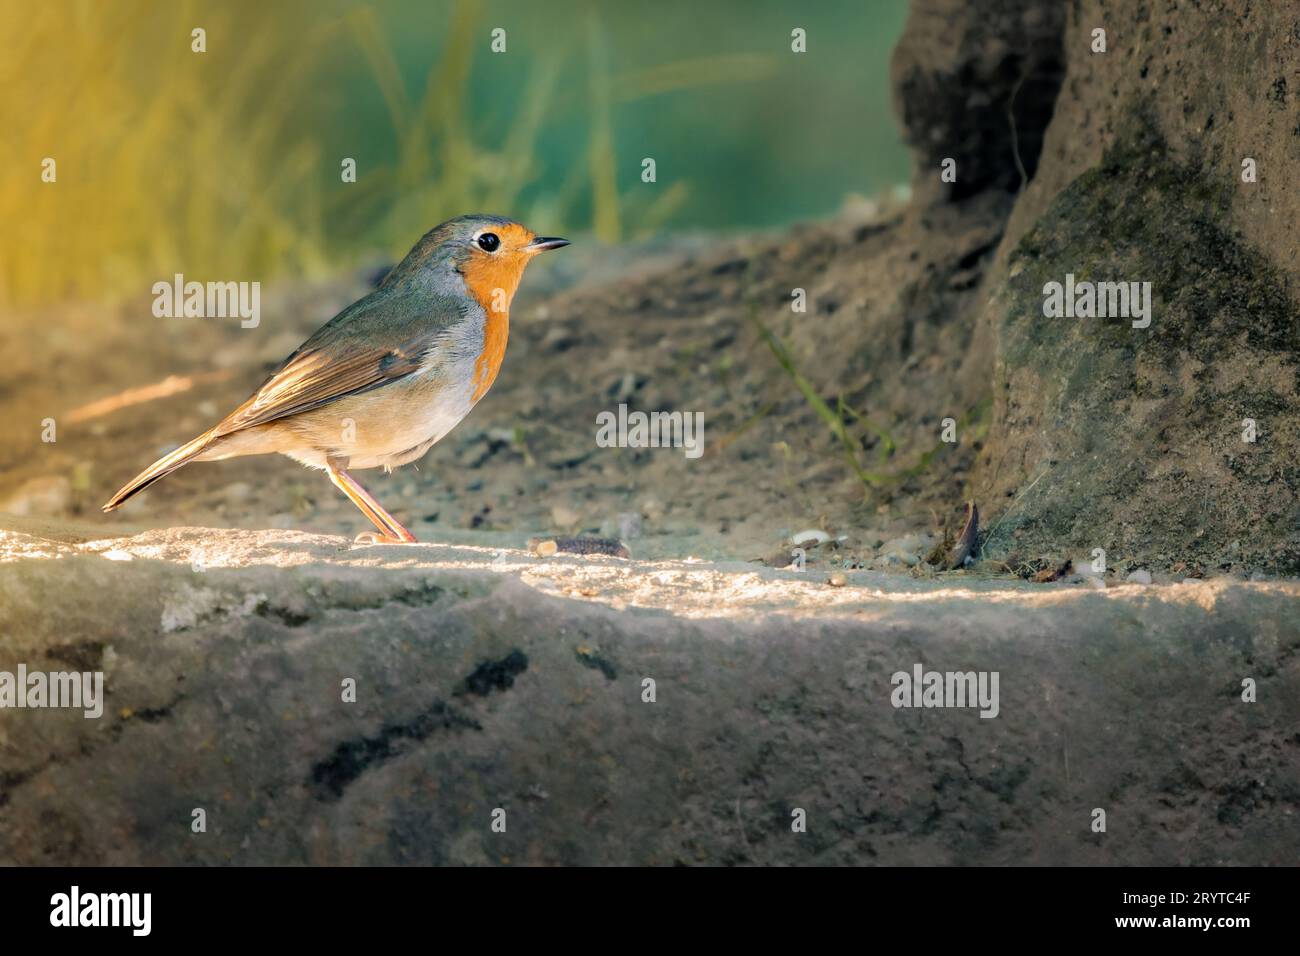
[748,309,886,489]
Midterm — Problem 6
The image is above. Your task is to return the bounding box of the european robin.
[103,214,569,543]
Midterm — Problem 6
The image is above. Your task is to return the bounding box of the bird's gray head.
[380,215,569,300]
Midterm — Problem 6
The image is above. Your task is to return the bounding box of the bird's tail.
[102,430,215,512]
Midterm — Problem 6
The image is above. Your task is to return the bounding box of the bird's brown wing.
[211,288,462,437]
[211,344,424,436]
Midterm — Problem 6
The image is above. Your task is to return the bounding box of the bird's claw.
[352,531,415,546]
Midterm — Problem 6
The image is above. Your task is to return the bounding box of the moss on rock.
[981,114,1300,571]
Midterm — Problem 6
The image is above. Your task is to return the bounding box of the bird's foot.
[353,530,418,546]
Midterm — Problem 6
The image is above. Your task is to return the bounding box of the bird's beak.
[526,236,570,253]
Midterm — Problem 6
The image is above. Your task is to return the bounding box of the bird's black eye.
[477,232,500,252]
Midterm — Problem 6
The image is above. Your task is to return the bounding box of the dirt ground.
[0,194,1009,576]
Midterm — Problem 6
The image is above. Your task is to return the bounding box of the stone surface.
[890,0,1300,572]
[958,1,1300,571]
[891,0,1066,201]
[1,521,1296,865]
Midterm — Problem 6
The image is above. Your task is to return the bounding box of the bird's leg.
[326,465,417,544]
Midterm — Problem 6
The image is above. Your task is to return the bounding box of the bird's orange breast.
[459,226,535,403]
[462,267,513,404]
[470,307,509,403]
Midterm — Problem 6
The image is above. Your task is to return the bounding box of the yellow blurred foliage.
[0,0,776,307]
[0,0,341,306]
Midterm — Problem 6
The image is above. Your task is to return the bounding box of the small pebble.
[534,539,558,557]
[224,481,251,504]
[551,503,581,529]
[1126,569,1152,584]
[617,512,643,540]
[791,529,830,548]
[828,571,846,587]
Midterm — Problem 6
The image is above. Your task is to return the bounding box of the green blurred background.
[0,0,909,306]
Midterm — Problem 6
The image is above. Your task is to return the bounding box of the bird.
[103,214,569,544]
